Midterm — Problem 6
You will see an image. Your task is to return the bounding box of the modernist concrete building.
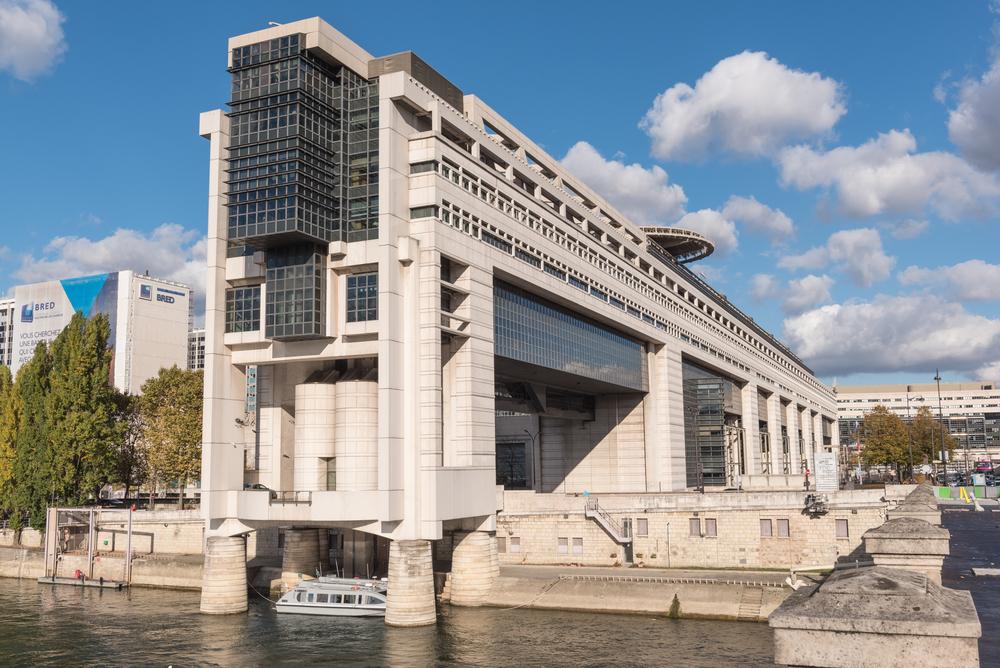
[199,18,840,623]
[0,272,191,394]
[836,381,1000,469]
[188,328,206,371]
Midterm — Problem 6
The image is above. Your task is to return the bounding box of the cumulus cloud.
[0,0,66,81]
[640,51,845,160]
[885,218,929,240]
[777,129,1000,220]
[721,195,795,244]
[783,274,834,315]
[948,54,1000,171]
[14,223,207,320]
[898,259,1000,301]
[749,273,782,301]
[560,141,687,225]
[674,209,738,256]
[783,295,1000,377]
[778,228,894,287]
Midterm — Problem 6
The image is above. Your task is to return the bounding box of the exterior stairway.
[584,498,632,544]
[737,585,764,622]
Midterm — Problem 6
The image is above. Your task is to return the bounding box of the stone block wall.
[497,490,886,570]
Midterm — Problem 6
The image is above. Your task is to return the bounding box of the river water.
[0,579,774,667]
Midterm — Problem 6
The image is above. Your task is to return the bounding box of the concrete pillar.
[740,381,761,477]
[335,378,379,490]
[200,536,247,615]
[449,531,494,607]
[863,517,950,584]
[282,528,321,577]
[490,534,500,583]
[293,383,336,491]
[385,540,436,627]
[766,393,783,475]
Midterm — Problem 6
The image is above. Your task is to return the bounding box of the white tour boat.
[276,577,387,617]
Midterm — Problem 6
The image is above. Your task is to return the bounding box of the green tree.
[11,342,53,529]
[112,391,147,499]
[45,313,120,507]
[910,405,956,464]
[140,367,203,509]
[0,365,16,516]
[860,405,909,472]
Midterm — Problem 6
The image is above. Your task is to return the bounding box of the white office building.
[198,18,841,622]
[1,271,191,394]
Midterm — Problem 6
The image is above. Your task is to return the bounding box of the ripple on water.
[0,579,774,667]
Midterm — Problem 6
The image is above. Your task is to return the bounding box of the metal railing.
[269,490,312,505]
[584,498,631,543]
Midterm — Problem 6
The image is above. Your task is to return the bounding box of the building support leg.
[385,540,436,627]
[200,535,247,614]
[449,530,495,607]
[282,527,321,579]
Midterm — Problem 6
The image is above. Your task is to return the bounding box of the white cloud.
[948,54,1000,172]
[976,360,1000,382]
[674,209,738,256]
[778,228,894,287]
[560,141,687,225]
[0,0,66,81]
[784,295,1000,377]
[721,195,795,244]
[778,129,1000,220]
[749,273,781,301]
[783,274,834,315]
[898,259,1000,301]
[640,51,845,160]
[885,218,929,240]
[14,223,207,321]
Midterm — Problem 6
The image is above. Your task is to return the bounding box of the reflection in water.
[0,579,774,667]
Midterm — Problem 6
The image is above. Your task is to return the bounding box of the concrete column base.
[489,534,500,583]
[200,536,248,615]
[385,540,436,627]
[871,555,946,584]
[449,531,495,607]
[282,528,321,579]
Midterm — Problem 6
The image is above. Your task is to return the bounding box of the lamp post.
[905,389,924,482]
[934,370,946,480]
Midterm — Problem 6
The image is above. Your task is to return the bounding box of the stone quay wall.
[497,489,887,570]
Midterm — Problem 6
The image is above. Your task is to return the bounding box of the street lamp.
[934,370,946,480]
[905,388,925,481]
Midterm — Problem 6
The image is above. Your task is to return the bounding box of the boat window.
[307,593,315,603]
[296,592,305,602]
[332,594,343,604]
[343,594,358,605]
[316,593,328,603]
[364,596,381,605]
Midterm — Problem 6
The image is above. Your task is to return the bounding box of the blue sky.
[1,0,998,386]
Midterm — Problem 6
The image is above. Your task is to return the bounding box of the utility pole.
[934,370,945,481]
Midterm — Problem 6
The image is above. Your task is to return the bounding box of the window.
[364,595,381,605]
[409,160,436,174]
[496,442,528,489]
[409,205,438,219]
[346,272,378,322]
[332,594,343,604]
[557,537,568,554]
[689,518,701,537]
[316,593,328,603]
[343,595,357,605]
[777,519,790,538]
[836,518,849,539]
[760,519,773,537]
[704,518,717,538]
[225,286,261,333]
[510,537,521,553]
[572,538,583,555]
[497,536,506,553]
[636,518,648,537]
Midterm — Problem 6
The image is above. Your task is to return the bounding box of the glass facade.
[226,34,380,247]
[225,286,261,333]
[265,244,324,339]
[346,272,378,323]
[493,281,646,391]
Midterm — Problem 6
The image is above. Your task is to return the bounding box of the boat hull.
[275,603,385,618]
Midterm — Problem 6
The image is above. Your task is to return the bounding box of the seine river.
[0,579,774,666]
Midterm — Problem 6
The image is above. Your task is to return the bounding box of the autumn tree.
[859,405,909,472]
[140,366,203,509]
[910,405,956,464]
[9,342,53,528]
[112,392,147,499]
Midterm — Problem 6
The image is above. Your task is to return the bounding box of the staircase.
[584,498,632,544]
[737,586,764,622]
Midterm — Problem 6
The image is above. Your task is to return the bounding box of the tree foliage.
[859,405,909,470]
[910,405,956,463]
[140,366,203,504]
